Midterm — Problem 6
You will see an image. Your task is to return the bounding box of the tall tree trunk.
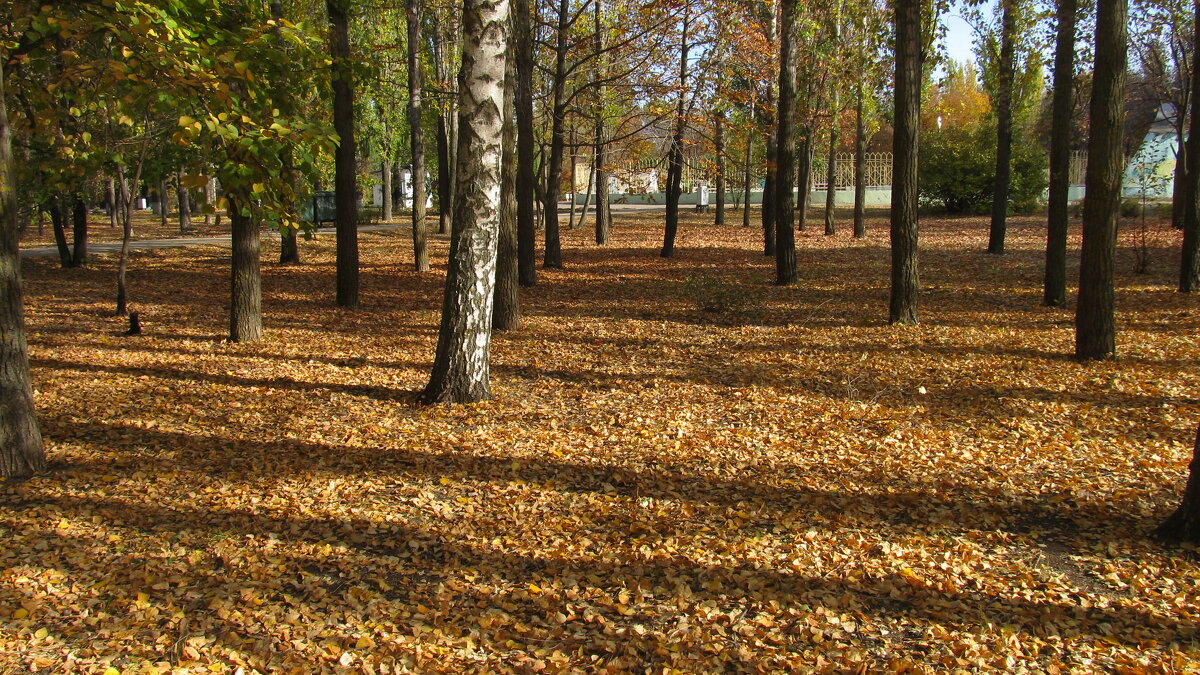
[159,178,169,229]
[1181,0,1200,293]
[988,0,1016,255]
[421,0,509,404]
[177,170,192,233]
[714,109,726,225]
[204,171,216,227]
[49,196,71,267]
[853,81,867,238]
[742,127,753,228]
[824,115,838,236]
[329,0,359,308]
[796,132,812,231]
[493,38,520,331]
[775,0,797,285]
[1075,0,1126,359]
[229,195,263,343]
[542,0,569,267]
[408,0,431,272]
[115,170,134,316]
[515,0,538,281]
[107,177,117,229]
[889,0,921,325]
[1157,425,1200,542]
[1044,0,1076,306]
[661,7,689,258]
[0,59,44,478]
[437,115,452,235]
[762,132,776,255]
[70,195,87,267]
[382,159,393,222]
[592,0,611,244]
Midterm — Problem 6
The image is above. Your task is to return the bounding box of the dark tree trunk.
[889,0,921,325]
[408,0,430,272]
[159,178,169,229]
[593,0,611,245]
[514,0,537,281]
[796,132,813,231]
[421,0,508,404]
[115,169,136,316]
[177,171,192,233]
[1044,0,1076,306]
[493,40,520,331]
[988,0,1016,255]
[49,196,71,267]
[71,196,87,267]
[0,60,44,478]
[542,0,569,268]
[382,159,393,222]
[329,0,359,308]
[853,82,867,238]
[1075,0,1126,359]
[107,178,117,229]
[661,8,689,259]
[437,114,452,235]
[1181,0,1200,293]
[229,195,263,343]
[824,117,838,236]
[775,0,798,285]
[762,132,776,255]
[1157,425,1200,543]
[742,127,753,228]
[714,109,726,226]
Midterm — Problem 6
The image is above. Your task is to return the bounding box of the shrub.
[919,127,1047,215]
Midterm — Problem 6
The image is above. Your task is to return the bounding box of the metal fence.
[609,152,895,193]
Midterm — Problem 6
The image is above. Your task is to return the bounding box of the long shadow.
[8,486,1192,666]
[32,357,416,403]
[44,417,1159,547]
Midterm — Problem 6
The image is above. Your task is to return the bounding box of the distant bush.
[920,127,1046,215]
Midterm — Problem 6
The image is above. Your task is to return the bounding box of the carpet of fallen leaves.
[3,208,1200,674]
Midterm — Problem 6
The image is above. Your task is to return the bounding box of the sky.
[941,12,979,68]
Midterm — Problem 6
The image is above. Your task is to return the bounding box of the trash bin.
[695,183,710,213]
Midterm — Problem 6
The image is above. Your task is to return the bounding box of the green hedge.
[919,127,1047,215]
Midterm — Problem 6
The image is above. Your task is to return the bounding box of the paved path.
[18,201,675,258]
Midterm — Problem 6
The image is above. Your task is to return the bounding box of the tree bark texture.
[1075,0,1126,359]
[329,0,359,307]
[593,0,611,245]
[159,178,169,229]
[1044,0,1076,306]
[71,196,87,267]
[408,0,431,272]
[824,118,837,236]
[660,8,689,259]
[49,196,71,267]
[853,82,867,238]
[714,109,725,226]
[542,0,570,267]
[0,59,44,478]
[1157,425,1200,543]
[422,0,509,404]
[742,129,753,228]
[988,0,1016,254]
[437,115,452,235]
[229,195,263,343]
[177,171,192,233]
[514,0,538,281]
[107,178,117,229]
[1181,0,1200,292]
[493,42,520,332]
[796,132,812,231]
[889,0,921,325]
[762,132,776,256]
[774,0,798,285]
[382,159,393,222]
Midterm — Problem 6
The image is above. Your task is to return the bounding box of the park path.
[17,201,670,258]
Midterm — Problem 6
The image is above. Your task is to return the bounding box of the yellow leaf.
[103,668,121,675]
[13,608,28,619]
[528,583,542,594]
[137,592,149,603]
[438,477,451,485]
[34,627,48,639]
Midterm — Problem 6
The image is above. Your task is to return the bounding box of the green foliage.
[919,126,1046,214]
